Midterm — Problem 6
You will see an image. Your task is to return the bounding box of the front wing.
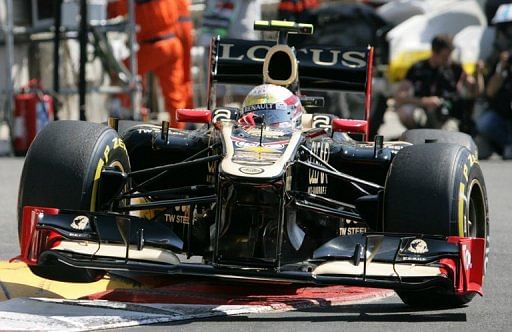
[13,206,485,296]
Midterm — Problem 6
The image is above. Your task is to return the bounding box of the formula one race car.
[14,21,488,308]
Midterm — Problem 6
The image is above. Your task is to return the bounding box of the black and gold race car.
[14,21,488,308]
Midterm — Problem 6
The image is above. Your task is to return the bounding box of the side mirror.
[332,119,368,135]
[176,109,212,123]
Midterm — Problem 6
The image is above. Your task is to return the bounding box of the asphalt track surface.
[0,156,511,331]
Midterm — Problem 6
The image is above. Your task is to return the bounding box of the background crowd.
[105,0,512,159]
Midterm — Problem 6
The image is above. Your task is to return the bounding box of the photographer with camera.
[393,34,483,132]
[475,4,512,160]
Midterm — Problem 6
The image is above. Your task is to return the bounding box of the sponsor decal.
[137,128,153,134]
[207,160,218,184]
[462,244,473,270]
[206,136,219,184]
[232,148,282,163]
[298,49,367,68]
[285,167,292,191]
[232,137,286,159]
[219,43,367,68]
[407,239,429,254]
[239,146,281,154]
[239,147,283,158]
[403,256,428,262]
[234,140,285,151]
[219,43,270,62]
[239,166,264,175]
[71,215,90,230]
[339,218,367,236]
[234,161,274,166]
[68,232,90,238]
[245,128,288,137]
[308,140,330,195]
[164,205,192,225]
[242,103,287,112]
[112,137,126,152]
[232,143,279,164]
[234,151,279,160]
[234,155,279,164]
[339,227,367,236]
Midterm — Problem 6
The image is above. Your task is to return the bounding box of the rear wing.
[209,38,372,93]
[207,37,374,137]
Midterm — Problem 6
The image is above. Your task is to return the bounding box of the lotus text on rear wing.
[219,43,367,68]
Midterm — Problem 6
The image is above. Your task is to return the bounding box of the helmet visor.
[241,103,294,127]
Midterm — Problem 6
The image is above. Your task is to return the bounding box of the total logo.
[239,166,264,175]
[407,239,429,254]
[71,215,90,230]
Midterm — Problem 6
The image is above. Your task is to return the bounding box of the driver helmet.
[240,84,303,129]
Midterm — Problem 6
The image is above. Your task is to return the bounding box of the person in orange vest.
[108,0,186,128]
[176,0,194,109]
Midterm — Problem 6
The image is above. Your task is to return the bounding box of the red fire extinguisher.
[13,80,54,155]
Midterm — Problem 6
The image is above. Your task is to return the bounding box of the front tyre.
[400,129,477,156]
[18,121,130,282]
[384,143,488,307]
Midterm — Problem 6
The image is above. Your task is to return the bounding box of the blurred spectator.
[200,0,261,105]
[176,0,195,109]
[474,4,512,159]
[393,35,483,131]
[108,0,186,128]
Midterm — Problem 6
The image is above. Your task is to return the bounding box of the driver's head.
[430,34,454,67]
[492,4,512,51]
[240,84,303,129]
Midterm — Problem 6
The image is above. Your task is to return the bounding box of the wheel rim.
[466,179,486,238]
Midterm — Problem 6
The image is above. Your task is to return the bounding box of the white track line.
[0,291,393,330]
